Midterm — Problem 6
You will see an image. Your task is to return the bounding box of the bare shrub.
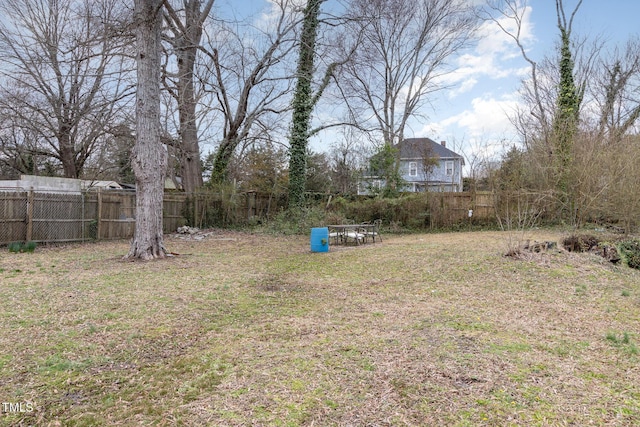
[496,190,550,256]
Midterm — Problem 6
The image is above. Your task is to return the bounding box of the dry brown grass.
[0,229,639,426]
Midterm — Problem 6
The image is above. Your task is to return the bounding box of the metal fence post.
[26,189,34,242]
[81,190,85,240]
[97,187,103,240]
[194,193,199,228]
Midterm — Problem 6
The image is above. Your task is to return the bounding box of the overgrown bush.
[184,184,247,228]
[562,234,599,252]
[326,193,479,231]
[8,242,22,253]
[618,239,640,270]
[8,241,36,253]
[262,206,329,235]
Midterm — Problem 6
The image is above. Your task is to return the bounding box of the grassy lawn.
[1,229,639,426]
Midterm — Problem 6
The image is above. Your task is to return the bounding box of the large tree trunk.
[165,0,214,192]
[59,128,79,178]
[126,0,167,260]
[209,132,238,185]
[177,47,203,192]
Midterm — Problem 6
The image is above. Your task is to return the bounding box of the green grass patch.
[489,341,532,354]
[39,354,92,373]
[7,241,37,253]
[605,332,639,356]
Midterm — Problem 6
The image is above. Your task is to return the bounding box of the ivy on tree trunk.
[288,0,321,209]
[552,27,582,217]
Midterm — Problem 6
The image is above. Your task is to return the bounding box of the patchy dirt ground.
[1,229,639,426]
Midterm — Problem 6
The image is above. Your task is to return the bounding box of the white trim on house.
[409,162,418,177]
[445,160,454,176]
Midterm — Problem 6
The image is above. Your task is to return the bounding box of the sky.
[221,0,640,167]
[418,0,640,163]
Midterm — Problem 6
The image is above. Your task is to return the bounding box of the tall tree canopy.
[162,0,215,192]
[0,0,132,179]
[341,0,478,147]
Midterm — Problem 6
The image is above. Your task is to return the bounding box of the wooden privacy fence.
[424,191,494,227]
[95,191,187,240]
[0,188,280,245]
[0,188,502,245]
[0,188,188,245]
[182,190,286,228]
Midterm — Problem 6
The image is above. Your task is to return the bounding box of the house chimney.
[440,140,446,147]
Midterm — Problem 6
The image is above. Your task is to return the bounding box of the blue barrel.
[310,227,329,252]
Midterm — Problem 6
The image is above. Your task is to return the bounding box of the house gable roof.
[396,137,463,161]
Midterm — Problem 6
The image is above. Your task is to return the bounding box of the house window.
[445,161,454,176]
[409,162,417,177]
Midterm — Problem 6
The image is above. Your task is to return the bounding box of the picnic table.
[328,221,382,246]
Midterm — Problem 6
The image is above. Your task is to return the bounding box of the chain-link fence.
[0,188,100,244]
[0,188,190,245]
[0,187,280,245]
[32,190,98,242]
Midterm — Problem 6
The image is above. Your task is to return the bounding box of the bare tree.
[418,143,440,183]
[203,0,302,184]
[591,37,640,143]
[328,127,368,195]
[126,0,168,260]
[484,0,589,220]
[484,0,554,149]
[161,0,215,192]
[0,0,133,179]
[0,105,49,177]
[486,0,640,229]
[606,137,640,232]
[340,0,478,147]
[572,39,640,228]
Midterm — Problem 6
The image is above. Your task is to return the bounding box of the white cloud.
[476,5,535,57]
[425,94,522,140]
[437,4,535,98]
[447,77,478,98]
[262,0,306,19]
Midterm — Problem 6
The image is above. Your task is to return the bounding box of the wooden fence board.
[163,194,187,232]
[98,191,136,239]
[0,191,28,244]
